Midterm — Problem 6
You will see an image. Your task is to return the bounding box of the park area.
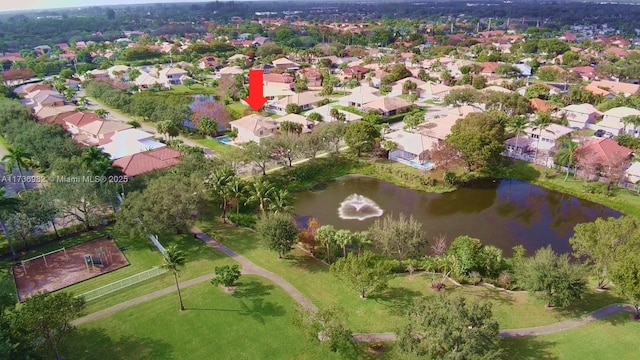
[13,237,129,301]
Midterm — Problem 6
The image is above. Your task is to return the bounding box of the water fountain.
[337,194,384,221]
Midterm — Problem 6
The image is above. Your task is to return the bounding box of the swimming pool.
[216,136,233,144]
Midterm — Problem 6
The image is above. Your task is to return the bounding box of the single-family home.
[309,104,363,122]
[418,82,451,101]
[480,62,501,76]
[514,63,533,77]
[557,103,603,129]
[343,65,370,80]
[338,86,381,108]
[269,91,324,115]
[274,113,315,134]
[218,66,244,77]
[29,90,65,107]
[298,67,323,87]
[385,129,437,170]
[228,54,249,63]
[597,107,640,136]
[83,69,109,81]
[99,129,166,160]
[133,71,164,90]
[524,123,574,152]
[22,83,52,95]
[529,98,557,113]
[583,83,614,98]
[107,65,130,81]
[416,115,459,142]
[264,73,294,89]
[198,56,219,69]
[62,112,103,134]
[589,80,640,97]
[362,96,413,117]
[624,162,640,184]
[76,119,133,145]
[34,105,77,125]
[229,114,279,143]
[390,77,426,97]
[570,66,598,81]
[158,67,189,86]
[272,57,299,71]
[113,147,182,178]
[576,138,633,175]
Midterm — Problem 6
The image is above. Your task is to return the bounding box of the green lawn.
[195,219,624,332]
[227,102,249,119]
[59,276,341,360]
[164,84,217,95]
[190,137,231,152]
[501,312,640,359]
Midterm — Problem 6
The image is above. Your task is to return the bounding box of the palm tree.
[0,188,20,259]
[229,178,247,226]
[334,229,353,258]
[508,115,530,156]
[621,115,640,137]
[2,146,32,190]
[81,147,111,174]
[555,136,580,181]
[330,108,340,122]
[532,112,552,164]
[94,108,109,118]
[162,244,187,311]
[268,188,294,214]
[352,231,372,254]
[78,96,89,108]
[206,167,234,223]
[246,178,274,215]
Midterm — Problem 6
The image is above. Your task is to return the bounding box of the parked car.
[594,129,605,137]
[605,132,614,138]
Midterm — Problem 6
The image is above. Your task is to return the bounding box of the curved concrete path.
[72,227,634,342]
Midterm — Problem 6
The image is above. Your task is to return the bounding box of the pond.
[293,175,622,255]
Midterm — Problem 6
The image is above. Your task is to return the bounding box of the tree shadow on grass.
[454,285,517,307]
[232,278,286,324]
[59,327,174,360]
[284,253,328,273]
[500,337,559,360]
[555,288,626,324]
[373,286,423,316]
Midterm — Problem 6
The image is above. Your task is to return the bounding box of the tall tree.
[206,166,234,223]
[229,177,247,226]
[344,121,380,157]
[2,146,32,190]
[507,115,529,155]
[162,244,187,311]
[446,113,504,171]
[0,188,20,259]
[316,225,337,264]
[267,188,294,215]
[609,251,640,319]
[330,251,393,299]
[334,229,355,258]
[554,136,580,181]
[246,178,274,215]
[10,291,85,360]
[398,294,502,359]
[514,246,587,308]
[197,117,219,137]
[256,213,299,259]
[369,213,426,268]
[243,141,272,176]
[570,216,640,289]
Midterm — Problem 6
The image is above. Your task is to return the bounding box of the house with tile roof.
[624,162,640,184]
[269,91,324,115]
[362,96,413,117]
[62,112,103,133]
[524,123,574,152]
[385,129,437,170]
[343,65,370,80]
[229,114,279,143]
[34,105,77,124]
[338,86,381,108]
[272,57,299,71]
[28,90,65,108]
[556,104,603,129]
[576,138,633,175]
[530,98,557,113]
[198,56,219,69]
[589,80,640,97]
[113,147,182,177]
[299,67,322,87]
[77,119,133,145]
[100,129,166,160]
[263,73,294,89]
[158,67,189,86]
[597,107,640,136]
[418,82,451,101]
[274,113,315,134]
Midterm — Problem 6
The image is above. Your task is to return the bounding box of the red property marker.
[244,69,267,111]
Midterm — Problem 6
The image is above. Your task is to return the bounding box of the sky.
[0,0,218,12]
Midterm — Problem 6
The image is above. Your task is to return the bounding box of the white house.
[99,129,166,160]
[338,86,381,108]
[557,103,603,129]
[229,114,279,143]
[158,67,189,86]
[625,162,640,184]
[597,107,640,136]
[385,129,437,170]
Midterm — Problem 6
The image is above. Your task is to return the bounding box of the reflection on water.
[293,176,622,255]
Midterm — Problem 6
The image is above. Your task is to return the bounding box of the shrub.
[211,265,241,288]
[430,281,446,291]
[469,271,482,285]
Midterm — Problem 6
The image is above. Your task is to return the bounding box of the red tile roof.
[62,112,102,128]
[578,138,633,163]
[113,147,182,177]
[264,73,294,83]
[24,84,53,93]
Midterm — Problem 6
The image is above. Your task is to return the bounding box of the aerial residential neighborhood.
[1,1,640,359]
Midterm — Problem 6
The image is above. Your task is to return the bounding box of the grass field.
[59,276,341,360]
[227,102,249,119]
[501,312,640,359]
[195,219,624,333]
[191,137,232,152]
[164,84,217,95]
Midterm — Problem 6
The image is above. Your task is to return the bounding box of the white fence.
[77,266,168,301]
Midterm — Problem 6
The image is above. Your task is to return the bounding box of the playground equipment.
[20,247,68,274]
[84,247,114,271]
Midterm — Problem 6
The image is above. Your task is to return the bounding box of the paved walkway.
[71,227,634,341]
[499,304,634,337]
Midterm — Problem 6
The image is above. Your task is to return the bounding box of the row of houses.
[16,83,181,178]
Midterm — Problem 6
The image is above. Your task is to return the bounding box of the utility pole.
[488,18,492,32]
[476,21,480,34]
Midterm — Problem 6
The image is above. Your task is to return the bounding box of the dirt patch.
[13,237,129,301]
